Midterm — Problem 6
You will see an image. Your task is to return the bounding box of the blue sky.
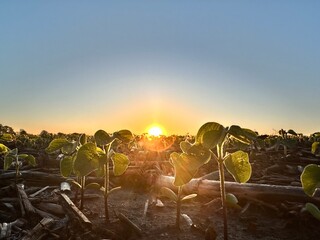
[0,1,319,135]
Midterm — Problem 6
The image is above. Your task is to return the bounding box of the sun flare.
[147,125,164,137]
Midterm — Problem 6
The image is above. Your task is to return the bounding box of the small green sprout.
[161,141,211,229]
[2,146,36,184]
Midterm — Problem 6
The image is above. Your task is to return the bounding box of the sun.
[147,125,164,137]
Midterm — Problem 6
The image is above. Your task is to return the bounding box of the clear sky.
[1,1,319,135]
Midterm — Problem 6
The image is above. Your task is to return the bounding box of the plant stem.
[15,155,19,185]
[104,144,111,223]
[176,186,182,229]
[104,162,110,223]
[80,176,85,210]
[217,144,228,240]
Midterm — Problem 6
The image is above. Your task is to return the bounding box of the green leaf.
[181,194,197,202]
[18,154,28,159]
[111,153,130,176]
[160,187,178,202]
[224,150,251,183]
[170,151,208,186]
[180,141,192,153]
[312,142,320,155]
[46,139,71,153]
[0,143,9,154]
[287,129,297,136]
[187,144,212,164]
[17,154,36,166]
[62,141,78,155]
[73,143,99,177]
[96,152,108,177]
[26,155,36,167]
[196,122,225,149]
[0,133,14,142]
[85,182,101,190]
[79,134,87,145]
[4,155,15,170]
[301,164,320,197]
[305,203,320,221]
[94,130,112,146]
[228,126,257,145]
[226,193,241,209]
[60,156,74,177]
[113,129,133,143]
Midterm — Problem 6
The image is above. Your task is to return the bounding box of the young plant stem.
[103,144,111,223]
[176,186,182,229]
[80,176,85,210]
[15,155,19,185]
[217,144,228,240]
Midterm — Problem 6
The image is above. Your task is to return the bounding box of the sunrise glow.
[147,125,164,137]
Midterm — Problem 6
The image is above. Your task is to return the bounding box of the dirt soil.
[1,139,320,239]
[78,185,319,240]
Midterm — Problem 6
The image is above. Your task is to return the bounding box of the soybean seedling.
[196,122,257,240]
[161,141,211,229]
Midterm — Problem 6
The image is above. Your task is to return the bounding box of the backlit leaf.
[180,141,192,153]
[60,156,74,177]
[226,193,241,209]
[26,155,36,167]
[113,129,133,143]
[305,203,320,221]
[170,151,207,186]
[0,143,9,154]
[312,142,320,155]
[94,130,112,146]
[46,139,71,153]
[301,164,320,197]
[111,153,130,176]
[18,154,28,159]
[0,133,14,142]
[228,126,257,145]
[62,141,78,155]
[73,143,99,177]
[4,155,15,170]
[79,133,87,145]
[160,187,178,202]
[196,122,225,149]
[224,150,251,183]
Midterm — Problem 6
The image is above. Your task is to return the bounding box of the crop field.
[1,122,320,240]
[1,2,319,239]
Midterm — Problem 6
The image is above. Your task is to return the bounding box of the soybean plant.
[196,122,256,240]
[2,144,36,184]
[46,134,100,210]
[161,141,211,229]
[94,129,133,223]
